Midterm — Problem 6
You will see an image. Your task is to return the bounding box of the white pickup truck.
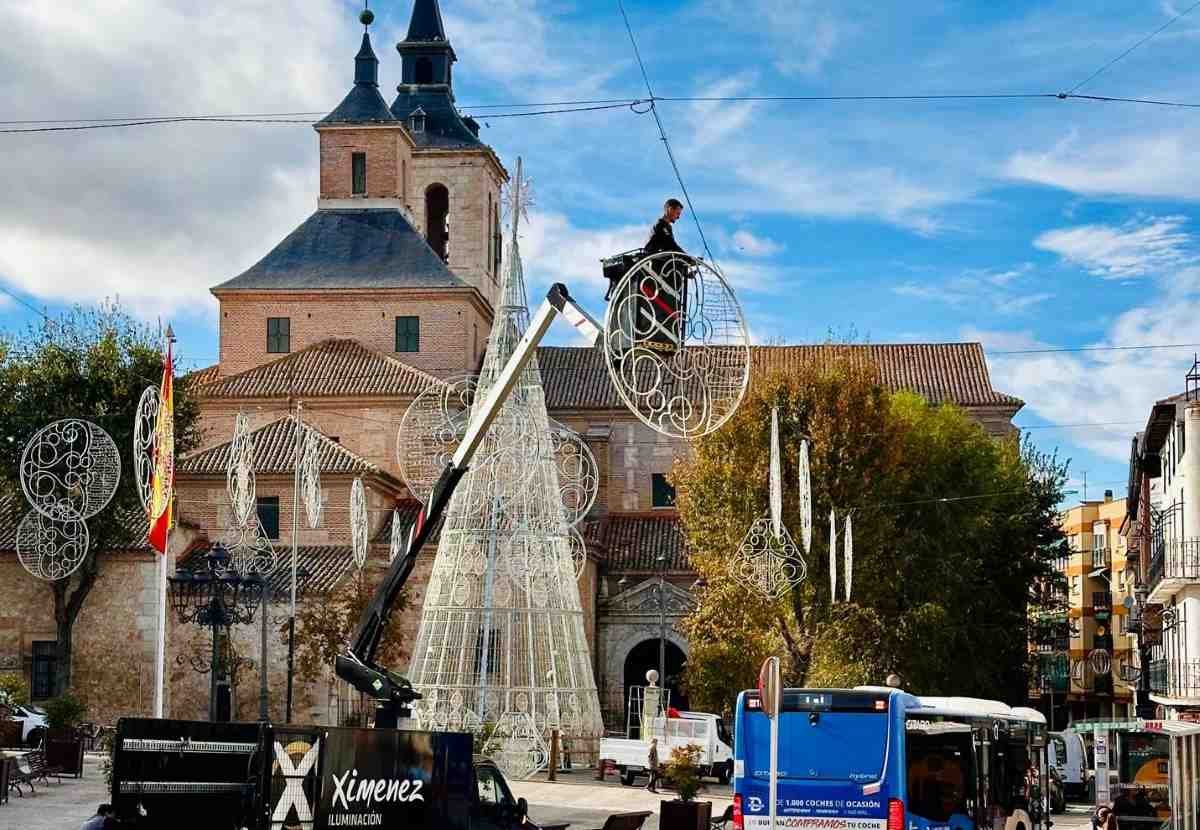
[600,711,734,786]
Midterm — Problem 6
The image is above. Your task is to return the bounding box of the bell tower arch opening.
[425,183,450,261]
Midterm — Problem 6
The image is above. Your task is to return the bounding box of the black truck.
[110,716,546,830]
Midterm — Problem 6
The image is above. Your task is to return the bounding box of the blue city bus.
[732,687,1050,830]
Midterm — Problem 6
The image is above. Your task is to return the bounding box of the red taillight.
[887,799,904,830]
[733,794,744,830]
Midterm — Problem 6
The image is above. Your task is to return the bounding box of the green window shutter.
[352,152,366,195]
[395,316,420,352]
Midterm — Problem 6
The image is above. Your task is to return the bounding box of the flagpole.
[153,327,175,719]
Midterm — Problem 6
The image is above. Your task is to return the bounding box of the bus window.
[906,726,973,823]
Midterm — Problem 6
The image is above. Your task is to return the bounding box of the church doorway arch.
[622,638,688,736]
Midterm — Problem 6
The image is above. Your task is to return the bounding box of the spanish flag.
[147,342,174,553]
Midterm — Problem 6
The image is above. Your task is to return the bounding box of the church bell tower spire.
[397,0,457,89]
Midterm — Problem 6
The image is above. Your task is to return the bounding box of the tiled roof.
[0,493,151,553]
[194,339,444,400]
[212,209,466,292]
[183,364,219,387]
[588,512,691,572]
[538,343,1022,410]
[178,544,355,595]
[178,417,388,479]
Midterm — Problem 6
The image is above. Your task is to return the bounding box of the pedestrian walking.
[646,737,660,793]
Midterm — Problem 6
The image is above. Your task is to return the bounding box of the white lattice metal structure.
[300,424,323,529]
[405,161,603,779]
[224,517,279,576]
[731,407,806,600]
[843,513,853,602]
[829,509,837,602]
[389,508,403,564]
[602,252,750,439]
[133,386,161,515]
[798,439,812,555]
[227,413,256,529]
[350,477,368,569]
[20,418,121,521]
[16,508,90,580]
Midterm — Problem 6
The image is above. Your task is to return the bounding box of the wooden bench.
[26,750,63,785]
[585,811,653,830]
[711,804,734,830]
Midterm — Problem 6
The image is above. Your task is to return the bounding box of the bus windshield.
[742,705,889,781]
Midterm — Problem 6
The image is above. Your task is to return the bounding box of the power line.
[0,283,55,326]
[1066,0,1200,95]
[616,0,716,265]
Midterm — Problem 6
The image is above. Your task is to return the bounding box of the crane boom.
[335,282,602,727]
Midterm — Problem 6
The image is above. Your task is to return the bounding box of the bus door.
[905,719,976,830]
[980,722,1039,830]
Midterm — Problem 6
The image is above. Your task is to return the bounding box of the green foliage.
[0,673,29,707]
[662,744,703,802]
[675,355,1069,706]
[0,302,202,694]
[42,691,88,730]
[288,568,409,685]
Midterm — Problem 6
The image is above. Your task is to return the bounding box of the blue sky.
[3,0,1200,502]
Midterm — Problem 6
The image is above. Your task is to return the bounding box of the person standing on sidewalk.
[647,737,660,793]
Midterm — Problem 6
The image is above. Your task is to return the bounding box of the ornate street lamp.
[168,544,266,722]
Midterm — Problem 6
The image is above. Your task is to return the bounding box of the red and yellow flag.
[147,342,175,553]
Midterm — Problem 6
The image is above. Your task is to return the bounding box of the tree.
[674,352,1069,708]
[288,566,409,688]
[0,302,201,694]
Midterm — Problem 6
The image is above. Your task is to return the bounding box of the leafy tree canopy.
[675,353,1068,715]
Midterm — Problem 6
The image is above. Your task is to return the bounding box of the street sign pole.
[759,657,782,830]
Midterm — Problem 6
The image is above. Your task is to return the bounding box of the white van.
[1049,730,1089,800]
[600,710,734,784]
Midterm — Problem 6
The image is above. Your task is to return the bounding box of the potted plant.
[0,674,28,748]
[659,744,712,830]
[42,692,88,777]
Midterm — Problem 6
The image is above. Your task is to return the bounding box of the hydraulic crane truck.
[111,284,603,830]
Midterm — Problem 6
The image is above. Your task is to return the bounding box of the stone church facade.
[0,0,1024,729]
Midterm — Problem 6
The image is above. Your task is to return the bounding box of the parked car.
[8,704,47,747]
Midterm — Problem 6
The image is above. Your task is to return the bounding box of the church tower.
[393,0,506,302]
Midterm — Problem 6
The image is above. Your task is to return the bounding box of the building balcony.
[1092,591,1112,618]
[1092,547,1111,570]
[1148,538,1200,603]
[1149,657,1200,702]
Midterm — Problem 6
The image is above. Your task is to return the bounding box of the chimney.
[1104,489,1113,502]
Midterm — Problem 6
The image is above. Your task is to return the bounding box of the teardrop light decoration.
[843,513,853,602]
[798,439,812,556]
[769,407,782,538]
[829,509,837,604]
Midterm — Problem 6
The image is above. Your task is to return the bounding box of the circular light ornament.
[602,252,750,439]
[20,419,121,521]
[16,508,90,581]
[133,386,161,516]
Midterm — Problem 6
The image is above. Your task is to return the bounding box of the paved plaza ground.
[0,754,1096,830]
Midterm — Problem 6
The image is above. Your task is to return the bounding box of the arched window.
[425,183,450,261]
[415,57,434,85]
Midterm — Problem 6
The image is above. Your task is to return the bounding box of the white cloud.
[1007,129,1200,201]
[697,0,846,77]
[0,0,351,320]
[1034,217,1193,279]
[731,229,784,258]
[891,265,1051,316]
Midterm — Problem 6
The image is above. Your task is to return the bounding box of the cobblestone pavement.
[0,754,108,830]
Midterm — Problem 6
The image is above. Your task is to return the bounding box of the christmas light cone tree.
[404,161,602,777]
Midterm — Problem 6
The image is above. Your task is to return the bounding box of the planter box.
[45,727,84,777]
[661,799,712,830]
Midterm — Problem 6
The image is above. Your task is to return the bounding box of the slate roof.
[406,0,449,42]
[587,512,690,572]
[537,343,1022,410]
[178,544,355,595]
[390,89,484,149]
[212,209,466,292]
[178,416,389,479]
[319,32,397,125]
[193,339,444,400]
[0,493,151,553]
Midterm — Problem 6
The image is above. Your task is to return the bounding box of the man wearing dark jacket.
[644,199,685,256]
